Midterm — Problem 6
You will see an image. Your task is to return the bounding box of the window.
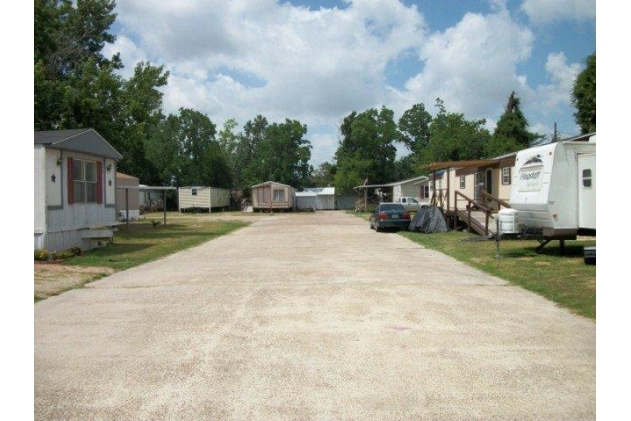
[69,158,101,204]
[273,189,285,202]
[582,169,592,188]
[459,176,465,189]
[502,167,511,185]
[192,188,198,196]
[422,185,430,199]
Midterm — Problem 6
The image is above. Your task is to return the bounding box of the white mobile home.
[178,186,230,212]
[34,129,122,251]
[303,187,336,210]
[509,133,596,239]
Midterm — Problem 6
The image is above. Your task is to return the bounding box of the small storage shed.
[251,181,295,212]
[116,172,140,221]
[302,187,336,210]
[295,191,318,210]
[178,186,230,212]
[34,128,122,251]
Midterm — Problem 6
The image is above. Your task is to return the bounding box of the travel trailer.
[503,133,596,248]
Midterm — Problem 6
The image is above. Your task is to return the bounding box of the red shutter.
[67,157,74,204]
[96,161,103,204]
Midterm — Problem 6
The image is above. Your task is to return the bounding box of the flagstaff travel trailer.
[504,133,596,249]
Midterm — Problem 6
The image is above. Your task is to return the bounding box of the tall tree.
[261,119,313,189]
[486,92,541,157]
[398,103,432,153]
[334,107,398,193]
[148,109,232,187]
[311,161,336,187]
[571,53,596,134]
[421,98,491,164]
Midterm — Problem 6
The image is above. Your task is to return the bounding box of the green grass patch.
[399,230,596,319]
[64,216,250,271]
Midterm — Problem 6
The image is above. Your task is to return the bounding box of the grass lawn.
[66,214,250,271]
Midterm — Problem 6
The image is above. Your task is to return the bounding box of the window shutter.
[67,157,74,204]
[97,161,103,204]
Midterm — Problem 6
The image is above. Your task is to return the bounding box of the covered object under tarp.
[408,206,448,233]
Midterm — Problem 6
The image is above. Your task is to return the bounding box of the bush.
[34,247,82,262]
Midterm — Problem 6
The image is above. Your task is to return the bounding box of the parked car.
[369,203,411,232]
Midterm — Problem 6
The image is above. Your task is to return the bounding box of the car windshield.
[379,204,405,212]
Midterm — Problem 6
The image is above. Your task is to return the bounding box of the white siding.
[34,145,46,241]
[178,187,230,211]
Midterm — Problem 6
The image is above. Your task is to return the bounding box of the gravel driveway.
[34,211,595,420]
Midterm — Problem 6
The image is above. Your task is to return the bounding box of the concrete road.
[34,211,595,421]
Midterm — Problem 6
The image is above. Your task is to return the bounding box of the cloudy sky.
[104,0,596,166]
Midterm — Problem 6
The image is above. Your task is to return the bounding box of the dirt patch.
[34,262,115,300]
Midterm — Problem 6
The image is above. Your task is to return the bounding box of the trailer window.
[459,176,465,189]
[72,159,98,203]
[502,167,511,185]
[582,169,593,188]
[273,189,285,202]
[192,188,197,196]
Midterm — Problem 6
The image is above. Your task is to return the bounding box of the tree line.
[35,0,596,195]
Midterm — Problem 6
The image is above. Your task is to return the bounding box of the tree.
[334,107,398,193]
[486,91,542,157]
[421,98,491,165]
[571,53,596,134]
[35,0,170,183]
[398,103,432,153]
[145,109,231,187]
[260,119,313,189]
[311,161,336,187]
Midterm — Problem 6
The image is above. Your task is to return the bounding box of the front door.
[578,153,596,230]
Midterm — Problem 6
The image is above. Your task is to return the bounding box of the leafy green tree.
[421,98,491,164]
[398,103,432,152]
[35,0,170,183]
[145,109,231,187]
[232,115,269,190]
[261,119,313,189]
[486,91,542,157]
[571,53,596,134]
[334,107,398,193]
[310,161,336,187]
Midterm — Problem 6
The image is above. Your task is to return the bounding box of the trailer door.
[578,153,596,230]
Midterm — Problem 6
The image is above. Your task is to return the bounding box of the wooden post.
[163,189,167,226]
[125,188,129,230]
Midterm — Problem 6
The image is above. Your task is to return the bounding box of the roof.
[116,172,139,181]
[251,181,294,189]
[303,187,335,195]
[35,128,123,160]
[354,175,429,190]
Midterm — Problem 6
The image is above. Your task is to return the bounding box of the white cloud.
[107,0,592,166]
[404,7,535,121]
[521,0,596,25]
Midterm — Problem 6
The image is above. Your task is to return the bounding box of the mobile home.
[178,186,230,212]
[34,129,122,251]
[251,181,295,211]
[508,133,596,239]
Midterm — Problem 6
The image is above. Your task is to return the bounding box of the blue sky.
[104,0,596,166]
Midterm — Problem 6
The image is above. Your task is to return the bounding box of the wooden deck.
[455,209,498,238]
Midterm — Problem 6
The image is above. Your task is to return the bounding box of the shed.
[303,187,336,210]
[34,128,122,251]
[116,172,140,221]
[178,186,230,212]
[251,181,295,212]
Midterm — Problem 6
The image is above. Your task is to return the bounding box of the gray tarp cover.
[408,206,448,233]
